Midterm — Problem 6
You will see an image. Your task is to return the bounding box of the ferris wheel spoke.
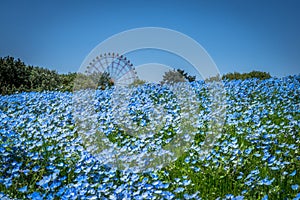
[110,55,117,79]
[116,76,135,86]
[108,56,116,78]
[110,56,119,80]
[116,70,136,83]
[97,57,107,72]
[111,56,121,79]
[103,54,110,75]
[87,64,101,74]
[115,63,129,80]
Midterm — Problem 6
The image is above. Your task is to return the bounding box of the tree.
[0,56,65,94]
[97,72,114,90]
[59,72,77,92]
[161,69,186,84]
[177,69,196,82]
[161,68,196,84]
[205,74,222,82]
[0,56,30,94]
[130,79,146,87]
[222,71,271,81]
[73,72,114,90]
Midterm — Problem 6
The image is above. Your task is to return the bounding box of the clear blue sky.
[0,0,299,78]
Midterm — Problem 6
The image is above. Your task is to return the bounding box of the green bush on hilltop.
[222,71,271,80]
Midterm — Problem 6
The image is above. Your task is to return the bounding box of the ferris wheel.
[85,52,138,86]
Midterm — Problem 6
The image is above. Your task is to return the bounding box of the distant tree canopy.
[74,71,114,90]
[0,57,69,94]
[0,56,66,95]
[0,56,116,95]
[205,74,222,82]
[59,72,77,92]
[222,71,271,81]
[204,71,272,82]
[0,56,274,95]
[161,70,186,84]
[161,69,196,84]
[130,79,146,87]
[97,72,114,90]
[177,69,196,82]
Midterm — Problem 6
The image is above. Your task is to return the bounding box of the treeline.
[205,71,271,82]
[0,56,273,95]
[163,69,271,83]
[222,71,271,80]
[0,56,75,95]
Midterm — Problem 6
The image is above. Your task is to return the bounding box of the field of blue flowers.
[0,76,299,200]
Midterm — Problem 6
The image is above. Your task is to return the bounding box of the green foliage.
[205,74,222,82]
[222,71,271,81]
[161,69,186,84]
[0,56,114,95]
[0,56,29,94]
[28,66,61,91]
[177,69,196,82]
[0,56,66,95]
[96,72,114,90]
[130,79,146,87]
[73,72,114,91]
[161,69,196,84]
[58,72,77,92]
[0,56,273,95]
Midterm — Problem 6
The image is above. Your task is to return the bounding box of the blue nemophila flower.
[152,180,162,188]
[29,191,43,200]
[46,145,54,151]
[1,77,300,199]
[233,196,244,200]
[283,171,289,176]
[267,155,276,164]
[294,193,300,200]
[258,177,275,186]
[183,179,191,186]
[37,175,51,188]
[250,169,260,175]
[225,194,234,199]
[184,193,192,199]
[244,148,252,155]
[32,165,40,172]
[241,190,247,195]
[22,169,30,175]
[290,170,297,176]
[262,195,268,200]
[50,180,61,190]
[292,184,299,191]
[174,187,185,193]
[254,153,261,157]
[270,166,280,171]
[0,147,5,154]
[49,156,56,162]
[46,165,56,171]
[185,157,190,163]
[3,178,12,188]
[32,154,39,160]
[18,185,28,193]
